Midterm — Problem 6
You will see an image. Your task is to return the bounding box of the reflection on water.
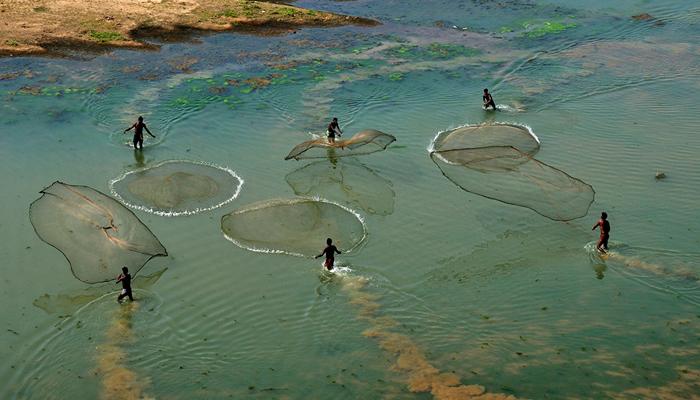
[285,159,395,215]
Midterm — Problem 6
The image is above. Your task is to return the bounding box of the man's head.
[138,116,143,122]
[601,212,607,219]
[122,266,129,273]
[484,88,489,94]
[332,117,338,122]
[326,238,333,245]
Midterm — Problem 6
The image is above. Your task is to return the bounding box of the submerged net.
[29,182,168,283]
[109,160,243,216]
[221,198,367,257]
[285,159,395,216]
[284,129,396,160]
[430,124,594,221]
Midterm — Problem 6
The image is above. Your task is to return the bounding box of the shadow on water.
[285,158,395,216]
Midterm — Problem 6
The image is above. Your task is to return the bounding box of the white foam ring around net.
[427,121,540,157]
[220,197,368,258]
[108,160,244,217]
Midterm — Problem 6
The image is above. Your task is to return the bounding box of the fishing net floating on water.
[285,159,395,216]
[29,182,168,284]
[221,198,367,257]
[284,129,396,160]
[430,124,594,221]
[431,123,540,156]
[109,160,243,216]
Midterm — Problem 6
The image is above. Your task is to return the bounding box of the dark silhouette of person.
[327,117,342,144]
[124,116,155,149]
[483,88,497,110]
[116,266,133,302]
[592,212,611,253]
[315,238,342,270]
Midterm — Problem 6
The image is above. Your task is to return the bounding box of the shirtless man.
[315,238,342,270]
[483,88,497,110]
[592,212,611,253]
[116,266,133,303]
[124,116,155,149]
[327,117,342,144]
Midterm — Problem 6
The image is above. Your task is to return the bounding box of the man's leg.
[127,290,134,301]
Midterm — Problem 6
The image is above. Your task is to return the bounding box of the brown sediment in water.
[341,275,517,400]
[0,0,378,58]
[95,302,151,400]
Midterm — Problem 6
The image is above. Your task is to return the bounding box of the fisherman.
[327,117,342,144]
[483,88,497,110]
[116,266,134,303]
[592,212,611,253]
[124,116,155,150]
[315,238,342,271]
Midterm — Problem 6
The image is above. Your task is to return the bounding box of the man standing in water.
[124,116,155,149]
[315,238,342,271]
[327,117,342,144]
[592,212,611,253]
[483,88,497,110]
[116,266,134,303]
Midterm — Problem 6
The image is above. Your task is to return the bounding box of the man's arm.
[116,274,124,283]
[592,221,599,231]
[144,125,156,138]
[335,248,342,255]
[315,250,324,259]
[124,123,135,133]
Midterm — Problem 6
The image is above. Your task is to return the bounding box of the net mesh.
[109,160,243,216]
[430,124,594,221]
[29,182,168,283]
[285,129,396,160]
[221,198,366,257]
[285,160,395,216]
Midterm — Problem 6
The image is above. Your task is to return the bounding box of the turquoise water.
[1,0,700,398]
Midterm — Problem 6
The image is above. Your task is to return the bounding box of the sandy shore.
[0,0,378,57]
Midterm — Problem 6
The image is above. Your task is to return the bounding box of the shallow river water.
[1,0,699,399]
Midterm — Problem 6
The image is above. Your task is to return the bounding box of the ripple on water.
[586,241,700,305]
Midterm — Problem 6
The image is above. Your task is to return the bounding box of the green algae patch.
[383,43,481,61]
[522,21,577,38]
[500,19,577,38]
[89,31,125,43]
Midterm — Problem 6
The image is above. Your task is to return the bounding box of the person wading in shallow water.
[482,88,497,110]
[124,116,155,149]
[116,266,133,303]
[315,238,342,271]
[327,117,343,144]
[592,211,611,253]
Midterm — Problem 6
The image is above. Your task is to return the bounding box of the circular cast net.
[221,198,367,257]
[430,124,594,221]
[29,182,168,283]
[285,129,396,160]
[109,160,243,216]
